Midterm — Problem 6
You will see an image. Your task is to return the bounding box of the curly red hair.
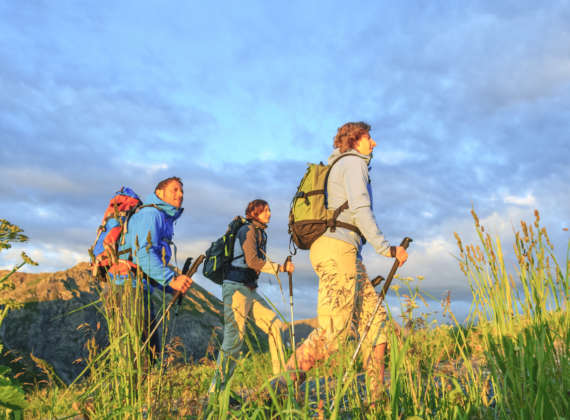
[333,122,371,153]
[245,199,268,220]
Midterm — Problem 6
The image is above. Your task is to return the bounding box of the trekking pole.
[176,257,194,307]
[285,255,296,357]
[167,257,193,342]
[285,254,302,394]
[139,254,205,354]
[334,237,412,404]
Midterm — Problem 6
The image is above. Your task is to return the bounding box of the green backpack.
[288,153,364,251]
[202,216,248,284]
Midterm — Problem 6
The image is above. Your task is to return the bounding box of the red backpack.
[88,187,147,279]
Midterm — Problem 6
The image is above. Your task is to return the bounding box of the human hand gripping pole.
[333,237,413,408]
[139,254,205,354]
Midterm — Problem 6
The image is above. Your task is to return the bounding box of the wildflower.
[21,252,38,266]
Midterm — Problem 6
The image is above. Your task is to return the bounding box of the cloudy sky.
[1,1,568,323]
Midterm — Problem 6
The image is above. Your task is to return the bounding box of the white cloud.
[0,243,86,273]
[0,167,82,194]
[377,149,424,165]
[504,192,536,206]
[124,161,169,175]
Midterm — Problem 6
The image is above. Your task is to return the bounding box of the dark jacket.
[226,219,271,287]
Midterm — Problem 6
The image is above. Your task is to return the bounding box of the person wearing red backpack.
[107,176,192,358]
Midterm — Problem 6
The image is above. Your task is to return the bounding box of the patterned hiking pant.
[288,235,387,372]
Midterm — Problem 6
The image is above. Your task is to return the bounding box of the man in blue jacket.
[110,176,193,357]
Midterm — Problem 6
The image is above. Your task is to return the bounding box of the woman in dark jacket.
[210,199,294,394]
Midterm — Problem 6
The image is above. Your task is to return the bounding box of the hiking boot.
[281,368,306,384]
[270,370,307,396]
[269,376,289,396]
[228,391,243,409]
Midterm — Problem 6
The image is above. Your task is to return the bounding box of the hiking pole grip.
[370,275,385,288]
[171,254,205,303]
[378,236,413,301]
[182,257,193,276]
[176,257,193,305]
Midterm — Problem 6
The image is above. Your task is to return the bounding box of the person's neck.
[250,219,267,229]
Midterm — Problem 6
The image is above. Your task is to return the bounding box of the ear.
[156,189,164,200]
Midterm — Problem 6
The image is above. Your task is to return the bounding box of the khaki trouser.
[287,235,387,372]
[211,281,285,391]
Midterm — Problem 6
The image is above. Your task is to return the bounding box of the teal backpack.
[202,216,248,284]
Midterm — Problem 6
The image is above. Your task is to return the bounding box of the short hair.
[333,121,371,153]
[154,177,183,193]
[245,199,269,220]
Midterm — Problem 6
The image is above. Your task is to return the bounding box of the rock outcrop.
[0,263,223,384]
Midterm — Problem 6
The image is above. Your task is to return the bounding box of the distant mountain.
[0,262,224,383]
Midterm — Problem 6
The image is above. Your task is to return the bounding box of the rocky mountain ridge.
[0,262,224,383]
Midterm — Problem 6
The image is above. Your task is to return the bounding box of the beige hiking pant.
[211,281,285,391]
[288,235,387,372]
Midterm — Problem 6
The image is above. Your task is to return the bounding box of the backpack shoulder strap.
[324,153,368,191]
[229,219,250,262]
[325,153,368,238]
[121,203,162,244]
[323,153,365,210]
[329,152,367,167]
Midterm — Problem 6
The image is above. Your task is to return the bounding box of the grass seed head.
[471,208,480,228]
[454,232,464,254]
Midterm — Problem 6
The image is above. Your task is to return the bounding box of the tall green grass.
[0,219,37,419]
[455,209,568,419]
[19,210,570,418]
[24,263,177,418]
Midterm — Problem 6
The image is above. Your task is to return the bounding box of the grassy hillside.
[2,211,568,419]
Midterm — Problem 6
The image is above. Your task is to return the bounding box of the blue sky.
[1,1,569,322]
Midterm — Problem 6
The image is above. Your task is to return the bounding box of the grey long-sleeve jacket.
[322,148,393,257]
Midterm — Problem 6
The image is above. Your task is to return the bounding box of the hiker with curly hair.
[282,122,408,399]
[209,199,294,397]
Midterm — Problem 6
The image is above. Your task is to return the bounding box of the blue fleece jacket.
[323,148,392,257]
[113,193,183,288]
